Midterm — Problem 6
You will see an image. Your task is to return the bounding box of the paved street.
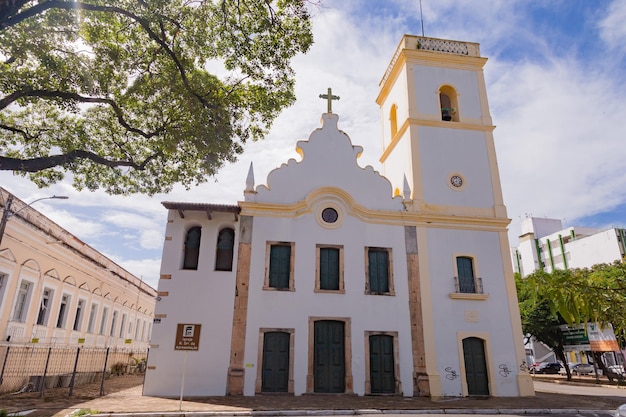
[1,375,625,417]
[535,379,626,398]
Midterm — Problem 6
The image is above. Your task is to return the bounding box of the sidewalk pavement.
[1,375,624,417]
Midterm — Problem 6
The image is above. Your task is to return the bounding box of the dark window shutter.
[215,228,235,271]
[269,245,291,288]
[457,256,476,293]
[183,227,201,270]
[320,248,340,290]
[368,249,389,293]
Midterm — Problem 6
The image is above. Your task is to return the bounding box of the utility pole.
[0,194,14,247]
[0,193,68,246]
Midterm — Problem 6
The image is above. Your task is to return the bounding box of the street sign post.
[175,324,201,410]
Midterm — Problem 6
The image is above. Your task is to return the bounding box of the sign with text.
[175,323,201,351]
[560,323,619,352]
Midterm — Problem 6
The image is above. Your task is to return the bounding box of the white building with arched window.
[145,35,533,398]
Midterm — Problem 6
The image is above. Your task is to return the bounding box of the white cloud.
[139,229,165,251]
[102,210,162,231]
[489,52,626,239]
[598,0,626,57]
[41,206,107,240]
[105,256,162,290]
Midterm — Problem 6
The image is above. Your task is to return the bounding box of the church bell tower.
[376,35,506,217]
[376,35,534,397]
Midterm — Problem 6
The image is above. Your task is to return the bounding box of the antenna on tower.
[419,0,425,36]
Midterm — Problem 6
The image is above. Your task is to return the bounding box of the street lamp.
[0,193,69,246]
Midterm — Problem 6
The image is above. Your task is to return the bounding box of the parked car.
[571,363,595,375]
[535,362,562,374]
[559,362,579,375]
[609,365,625,376]
[616,403,626,417]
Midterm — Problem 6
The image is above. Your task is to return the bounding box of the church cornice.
[239,187,511,232]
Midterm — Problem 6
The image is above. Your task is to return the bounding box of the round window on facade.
[321,207,339,224]
[450,175,463,188]
[447,173,466,191]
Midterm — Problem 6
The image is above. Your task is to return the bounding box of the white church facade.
[144,35,533,398]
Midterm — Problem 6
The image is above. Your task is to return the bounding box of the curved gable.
[254,114,403,211]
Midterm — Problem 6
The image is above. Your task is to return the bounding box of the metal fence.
[0,345,147,396]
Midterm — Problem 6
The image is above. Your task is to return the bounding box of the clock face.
[450,175,463,188]
[321,207,338,223]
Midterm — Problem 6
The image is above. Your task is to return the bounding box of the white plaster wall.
[516,237,539,277]
[520,217,562,238]
[380,66,409,149]
[418,127,494,208]
[567,230,623,269]
[411,65,482,120]
[424,228,522,396]
[380,130,413,198]
[144,210,239,396]
[241,206,414,396]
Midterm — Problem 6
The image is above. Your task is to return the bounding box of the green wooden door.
[261,332,290,392]
[369,335,395,393]
[314,320,345,393]
[463,337,489,396]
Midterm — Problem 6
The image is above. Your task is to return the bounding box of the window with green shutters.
[316,245,344,292]
[319,247,340,290]
[269,244,291,289]
[368,249,389,293]
[366,248,393,295]
[456,256,476,293]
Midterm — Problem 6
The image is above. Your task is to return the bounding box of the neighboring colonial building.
[513,216,626,277]
[144,35,533,398]
[0,187,156,348]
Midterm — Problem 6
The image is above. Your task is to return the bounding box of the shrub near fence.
[0,345,147,395]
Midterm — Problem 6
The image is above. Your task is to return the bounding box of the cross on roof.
[319,87,340,113]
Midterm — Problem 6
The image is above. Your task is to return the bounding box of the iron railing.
[453,276,483,294]
[0,345,147,396]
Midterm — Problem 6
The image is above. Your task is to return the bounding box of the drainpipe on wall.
[534,238,544,272]
[558,234,568,269]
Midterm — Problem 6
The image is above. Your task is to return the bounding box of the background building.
[513,216,626,277]
[0,187,156,348]
[513,216,626,368]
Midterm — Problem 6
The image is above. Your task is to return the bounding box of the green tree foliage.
[518,263,626,380]
[0,0,314,194]
[515,273,571,378]
[524,263,626,344]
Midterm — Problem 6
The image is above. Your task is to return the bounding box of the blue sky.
[2,0,626,290]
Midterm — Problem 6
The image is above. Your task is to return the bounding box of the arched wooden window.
[439,85,459,122]
[389,104,398,137]
[215,228,235,271]
[183,227,201,270]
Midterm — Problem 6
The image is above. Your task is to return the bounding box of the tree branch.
[0,122,38,140]
[0,150,161,172]
[1,1,209,107]
[1,89,165,138]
